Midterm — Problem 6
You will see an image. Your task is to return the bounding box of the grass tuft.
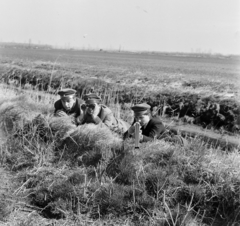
[56,124,123,166]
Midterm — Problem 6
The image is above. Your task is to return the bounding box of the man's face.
[86,103,99,115]
[61,95,76,110]
[135,114,150,127]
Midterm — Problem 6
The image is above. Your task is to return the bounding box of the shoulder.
[149,117,164,126]
[54,99,62,108]
[148,117,166,133]
[100,105,112,114]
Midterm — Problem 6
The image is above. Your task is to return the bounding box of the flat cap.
[83,93,101,104]
[58,88,76,97]
[131,103,151,116]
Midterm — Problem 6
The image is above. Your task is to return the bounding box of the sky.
[0,0,240,55]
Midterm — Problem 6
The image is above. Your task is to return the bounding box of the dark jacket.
[54,98,84,117]
[124,117,166,142]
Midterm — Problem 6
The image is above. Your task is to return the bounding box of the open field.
[1,48,239,94]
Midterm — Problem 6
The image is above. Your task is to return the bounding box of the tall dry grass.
[1,85,240,225]
[56,123,123,167]
[0,85,55,135]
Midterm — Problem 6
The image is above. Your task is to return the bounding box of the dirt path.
[162,118,240,150]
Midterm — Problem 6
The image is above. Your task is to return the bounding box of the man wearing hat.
[54,88,84,125]
[124,103,167,142]
[125,103,188,146]
[81,93,129,133]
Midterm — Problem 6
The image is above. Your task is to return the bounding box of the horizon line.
[0,41,239,57]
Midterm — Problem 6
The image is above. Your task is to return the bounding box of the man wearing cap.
[54,88,84,125]
[124,103,167,142]
[125,103,188,146]
[81,93,129,133]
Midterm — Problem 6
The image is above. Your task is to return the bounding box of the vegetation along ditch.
[1,66,240,135]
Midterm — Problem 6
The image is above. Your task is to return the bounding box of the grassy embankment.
[0,85,240,226]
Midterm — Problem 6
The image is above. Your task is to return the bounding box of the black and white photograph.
[0,0,239,225]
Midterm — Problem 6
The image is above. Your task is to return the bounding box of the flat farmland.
[1,48,239,95]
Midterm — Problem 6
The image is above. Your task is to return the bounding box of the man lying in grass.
[80,93,130,134]
[124,103,187,146]
[54,88,84,125]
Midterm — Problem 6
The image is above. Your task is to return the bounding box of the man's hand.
[75,113,85,125]
[55,110,68,117]
[139,130,143,141]
[128,125,135,135]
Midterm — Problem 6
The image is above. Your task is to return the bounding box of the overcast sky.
[0,0,239,54]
